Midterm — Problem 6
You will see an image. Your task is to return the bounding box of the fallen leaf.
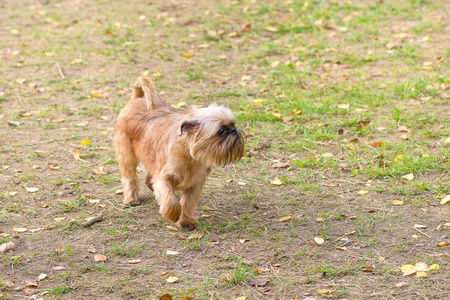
[270,178,283,186]
[36,273,47,281]
[116,189,123,194]
[337,103,349,109]
[48,165,60,170]
[371,141,383,148]
[314,237,324,245]
[416,271,427,277]
[392,200,404,206]
[239,238,248,244]
[278,216,293,222]
[74,151,80,160]
[0,242,15,253]
[13,227,27,233]
[53,217,65,222]
[401,173,414,181]
[398,126,410,132]
[437,242,450,247]
[271,162,289,168]
[80,139,90,146]
[8,121,20,126]
[166,250,179,256]
[265,26,278,32]
[282,116,293,124]
[127,259,141,264]
[317,289,334,295]
[415,262,428,272]
[357,190,369,195]
[159,294,173,300]
[249,278,269,287]
[429,264,439,270]
[26,187,39,193]
[52,118,65,123]
[25,282,38,288]
[395,282,408,288]
[240,23,251,32]
[166,225,178,231]
[166,276,179,283]
[94,254,107,262]
[413,224,427,229]
[335,246,347,251]
[440,195,450,205]
[271,112,281,118]
[188,233,204,240]
[16,78,26,84]
[184,51,194,57]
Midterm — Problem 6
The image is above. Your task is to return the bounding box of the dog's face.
[178,104,244,166]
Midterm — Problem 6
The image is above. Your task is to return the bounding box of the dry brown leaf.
[94,254,107,262]
[0,242,15,253]
[271,162,289,168]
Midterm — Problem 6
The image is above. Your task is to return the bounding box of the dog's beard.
[189,129,245,167]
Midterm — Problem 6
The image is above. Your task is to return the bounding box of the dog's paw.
[177,218,197,231]
[123,197,141,206]
[161,203,182,223]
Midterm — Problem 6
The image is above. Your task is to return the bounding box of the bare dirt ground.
[0,0,449,299]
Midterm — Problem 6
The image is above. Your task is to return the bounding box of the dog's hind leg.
[114,131,140,206]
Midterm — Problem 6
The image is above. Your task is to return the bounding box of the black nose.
[229,127,237,135]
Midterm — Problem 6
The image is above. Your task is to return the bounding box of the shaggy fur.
[114,77,244,229]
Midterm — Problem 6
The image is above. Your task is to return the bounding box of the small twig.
[82,213,104,227]
[56,63,65,79]
[411,227,432,239]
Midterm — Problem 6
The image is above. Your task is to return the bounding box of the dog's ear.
[177,119,200,136]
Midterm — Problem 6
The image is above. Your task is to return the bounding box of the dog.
[114,77,244,229]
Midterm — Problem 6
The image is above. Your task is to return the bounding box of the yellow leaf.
[16,78,26,84]
[317,289,334,294]
[54,217,66,222]
[52,118,65,123]
[278,216,293,222]
[270,178,283,186]
[235,297,247,300]
[166,276,179,283]
[90,93,101,98]
[437,242,450,247]
[392,200,404,206]
[357,190,369,195]
[401,173,414,181]
[8,192,17,196]
[73,151,80,160]
[176,102,187,108]
[142,70,150,76]
[166,250,179,256]
[440,195,450,205]
[401,264,415,272]
[336,246,347,251]
[445,137,450,144]
[271,112,281,118]
[416,272,427,277]
[100,116,109,121]
[80,139,90,146]
[184,51,194,57]
[429,264,439,271]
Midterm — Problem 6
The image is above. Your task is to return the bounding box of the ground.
[0,0,449,299]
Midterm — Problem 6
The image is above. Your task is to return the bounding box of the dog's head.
[177,104,245,166]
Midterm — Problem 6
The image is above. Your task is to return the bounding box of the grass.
[0,0,449,298]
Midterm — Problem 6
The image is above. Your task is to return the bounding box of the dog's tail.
[131,76,167,110]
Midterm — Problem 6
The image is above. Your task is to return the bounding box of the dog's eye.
[217,128,227,137]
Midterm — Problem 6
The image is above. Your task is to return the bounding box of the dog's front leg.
[153,179,182,223]
[177,183,204,230]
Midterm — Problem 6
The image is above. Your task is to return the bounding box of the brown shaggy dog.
[114,77,244,229]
